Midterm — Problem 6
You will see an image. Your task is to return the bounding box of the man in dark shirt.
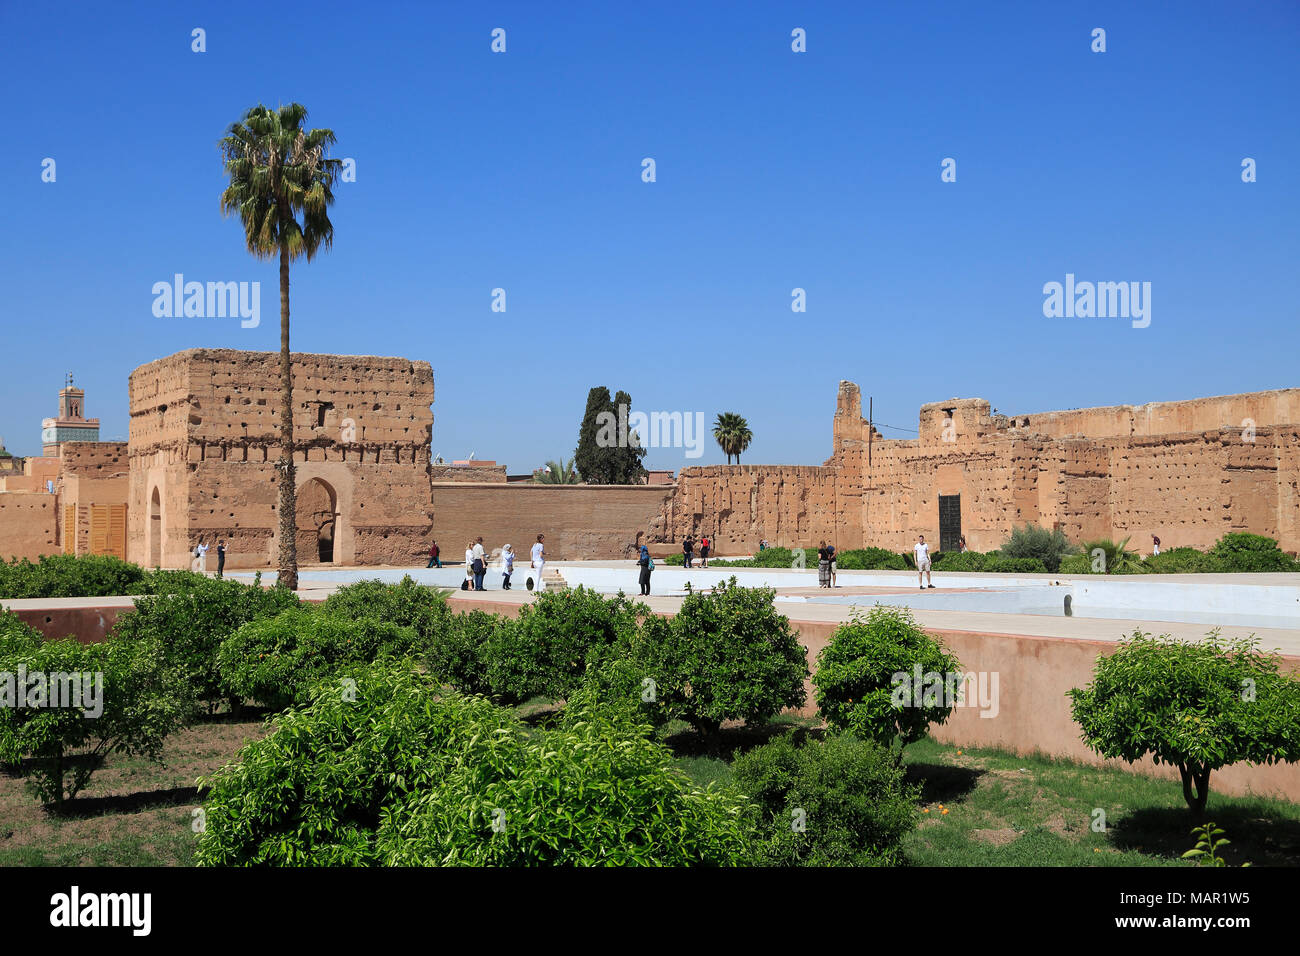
[683,536,694,569]
[216,540,226,578]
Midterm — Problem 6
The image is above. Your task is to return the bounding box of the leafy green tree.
[110,574,299,714]
[713,412,753,463]
[640,578,808,737]
[733,732,919,866]
[532,457,580,484]
[0,634,188,806]
[1068,631,1300,815]
[196,660,757,866]
[483,586,640,704]
[218,605,419,709]
[998,523,1077,573]
[220,103,341,590]
[813,605,962,763]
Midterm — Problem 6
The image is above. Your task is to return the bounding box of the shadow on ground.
[46,785,207,819]
[664,722,825,761]
[1112,805,1300,866]
[904,761,986,805]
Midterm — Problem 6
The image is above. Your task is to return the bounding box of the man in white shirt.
[195,540,210,576]
[530,534,545,593]
[914,535,934,590]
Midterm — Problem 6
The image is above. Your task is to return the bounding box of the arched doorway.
[296,478,338,564]
[149,487,162,568]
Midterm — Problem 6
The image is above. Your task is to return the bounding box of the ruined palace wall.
[992,389,1300,442]
[0,494,58,561]
[1102,427,1300,552]
[432,483,674,561]
[59,442,130,558]
[128,353,198,567]
[651,465,863,553]
[128,349,435,569]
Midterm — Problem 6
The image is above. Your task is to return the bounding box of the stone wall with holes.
[126,349,435,569]
[0,493,59,561]
[650,383,1300,556]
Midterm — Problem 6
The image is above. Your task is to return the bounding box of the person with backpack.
[638,544,653,595]
[472,536,487,591]
[700,535,711,568]
[426,541,442,568]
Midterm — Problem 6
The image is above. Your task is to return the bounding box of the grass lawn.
[669,729,1300,867]
[4,709,1297,867]
[0,712,269,867]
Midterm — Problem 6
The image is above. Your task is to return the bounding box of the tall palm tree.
[220,103,340,590]
[713,413,753,464]
[533,458,580,484]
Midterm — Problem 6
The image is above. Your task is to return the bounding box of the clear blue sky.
[2,1,1296,469]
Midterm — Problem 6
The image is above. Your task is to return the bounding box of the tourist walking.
[817,540,831,588]
[472,536,487,591]
[426,541,442,568]
[958,535,967,554]
[827,541,837,587]
[638,544,653,595]
[682,535,694,569]
[194,539,209,576]
[915,534,934,589]
[464,541,476,589]
[700,535,711,568]
[1151,534,1161,556]
[216,539,226,578]
[531,534,546,592]
[502,543,515,589]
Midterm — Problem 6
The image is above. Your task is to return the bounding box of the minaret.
[41,372,100,454]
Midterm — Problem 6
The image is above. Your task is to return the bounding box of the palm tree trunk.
[276,238,298,590]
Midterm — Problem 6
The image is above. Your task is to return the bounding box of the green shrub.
[1068,630,1300,814]
[932,550,985,571]
[426,608,500,696]
[0,554,148,599]
[0,633,188,805]
[0,611,43,656]
[1209,533,1299,572]
[835,548,909,571]
[564,634,669,735]
[217,605,419,709]
[662,552,685,566]
[1058,554,1092,574]
[998,524,1077,573]
[1079,537,1147,574]
[640,578,808,736]
[320,576,451,638]
[483,587,639,705]
[733,732,919,866]
[1143,547,1217,574]
[110,574,299,711]
[195,660,756,866]
[983,556,1048,573]
[813,605,962,760]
